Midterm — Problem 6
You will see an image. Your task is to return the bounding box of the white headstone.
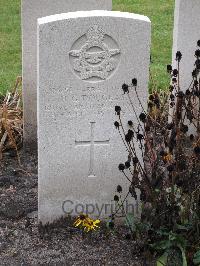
[38,11,151,224]
[172,0,200,91]
[21,0,112,147]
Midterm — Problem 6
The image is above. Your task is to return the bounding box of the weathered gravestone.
[38,11,151,224]
[21,0,112,148]
[172,0,200,91]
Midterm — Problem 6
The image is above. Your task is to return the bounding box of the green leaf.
[168,232,187,249]
[156,251,168,266]
[156,246,187,266]
[124,213,136,231]
[177,244,187,266]
[151,240,171,251]
[193,250,200,266]
[175,223,192,231]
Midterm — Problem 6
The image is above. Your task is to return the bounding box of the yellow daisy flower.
[74,214,100,232]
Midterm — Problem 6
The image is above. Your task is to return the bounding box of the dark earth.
[0,150,155,266]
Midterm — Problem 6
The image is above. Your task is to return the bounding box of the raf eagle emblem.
[69,25,120,81]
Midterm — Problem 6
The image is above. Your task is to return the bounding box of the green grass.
[113,0,175,90]
[0,0,174,94]
[0,0,21,94]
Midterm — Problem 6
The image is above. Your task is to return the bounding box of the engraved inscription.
[75,122,110,177]
[44,86,130,119]
[69,25,121,82]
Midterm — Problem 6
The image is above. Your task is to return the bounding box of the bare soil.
[0,150,153,266]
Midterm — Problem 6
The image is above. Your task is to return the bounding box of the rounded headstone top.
[38,10,151,25]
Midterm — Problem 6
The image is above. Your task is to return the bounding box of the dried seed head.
[117,185,122,193]
[115,106,121,115]
[132,157,139,164]
[122,83,129,94]
[125,161,131,168]
[128,120,133,126]
[176,51,182,62]
[125,129,134,142]
[172,77,177,84]
[195,49,200,57]
[132,78,137,86]
[170,94,175,101]
[149,95,154,101]
[114,195,119,201]
[173,69,178,77]
[114,121,120,129]
[139,113,146,123]
[167,64,172,73]
[118,163,125,171]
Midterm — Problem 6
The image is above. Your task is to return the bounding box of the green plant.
[193,250,200,266]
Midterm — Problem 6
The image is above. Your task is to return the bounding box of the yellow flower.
[163,153,172,162]
[74,214,86,227]
[74,213,100,232]
[83,219,101,232]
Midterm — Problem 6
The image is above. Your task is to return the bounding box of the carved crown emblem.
[69,25,121,81]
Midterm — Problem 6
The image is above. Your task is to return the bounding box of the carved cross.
[75,122,110,177]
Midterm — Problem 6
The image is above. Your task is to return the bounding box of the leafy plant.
[193,250,200,266]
